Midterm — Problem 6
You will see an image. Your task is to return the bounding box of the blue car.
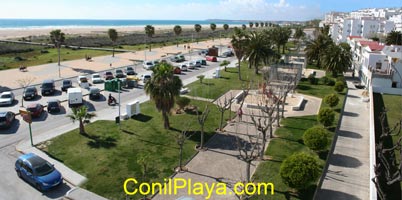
[15,153,63,191]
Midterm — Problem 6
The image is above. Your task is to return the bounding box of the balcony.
[368,67,394,79]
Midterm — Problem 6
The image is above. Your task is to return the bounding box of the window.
[22,163,33,174]
[376,62,382,69]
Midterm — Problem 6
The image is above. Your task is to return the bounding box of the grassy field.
[186,62,264,100]
[250,75,346,200]
[44,100,234,199]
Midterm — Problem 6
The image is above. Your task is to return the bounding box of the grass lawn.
[252,115,334,200]
[0,47,111,70]
[44,100,234,199]
[186,62,264,100]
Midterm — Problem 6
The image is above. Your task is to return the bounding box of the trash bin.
[104,80,113,91]
[127,80,138,88]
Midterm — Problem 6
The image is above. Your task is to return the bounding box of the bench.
[292,96,304,111]
[180,87,189,94]
[233,91,246,104]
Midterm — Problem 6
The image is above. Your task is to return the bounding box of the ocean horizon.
[0,19,245,29]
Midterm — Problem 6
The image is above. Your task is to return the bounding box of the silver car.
[0,91,15,106]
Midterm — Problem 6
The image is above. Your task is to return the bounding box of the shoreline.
[0,24,242,39]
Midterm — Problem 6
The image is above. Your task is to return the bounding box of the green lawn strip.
[44,100,234,199]
[252,115,332,200]
[187,62,263,100]
[380,94,402,190]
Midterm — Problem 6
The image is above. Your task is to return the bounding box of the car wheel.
[36,183,42,191]
[16,170,21,178]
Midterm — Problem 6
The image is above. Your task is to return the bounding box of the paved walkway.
[315,76,370,200]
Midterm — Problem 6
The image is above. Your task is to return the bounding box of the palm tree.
[321,43,352,77]
[255,22,259,28]
[173,25,182,47]
[245,31,275,74]
[67,106,96,135]
[108,29,118,57]
[210,23,217,41]
[279,27,292,53]
[386,31,402,45]
[194,24,202,44]
[249,22,254,29]
[144,25,155,51]
[305,34,333,68]
[260,22,264,28]
[231,27,249,80]
[242,24,247,30]
[144,63,183,129]
[294,26,305,50]
[264,22,268,27]
[49,29,65,67]
[223,24,229,37]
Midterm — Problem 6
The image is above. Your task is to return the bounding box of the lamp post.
[118,81,121,129]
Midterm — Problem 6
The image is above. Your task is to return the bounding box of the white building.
[389,14,402,31]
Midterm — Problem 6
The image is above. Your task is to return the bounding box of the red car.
[205,56,217,62]
[27,103,44,118]
[104,71,114,80]
[173,67,181,74]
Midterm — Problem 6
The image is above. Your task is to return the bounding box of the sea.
[0,19,245,29]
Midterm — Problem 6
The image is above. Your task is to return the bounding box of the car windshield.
[63,80,71,85]
[127,67,133,70]
[106,72,112,75]
[27,107,37,112]
[80,77,88,82]
[116,70,122,73]
[35,162,54,176]
[48,102,58,107]
[1,94,11,98]
[26,88,35,92]
[43,83,53,89]
[0,116,5,122]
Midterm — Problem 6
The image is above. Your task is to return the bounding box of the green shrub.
[318,108,335,127]
[280,152,320,190]
[324,93,340,107]
[303,126,328,151]
[334,81,345,92]
[176,96,191,110]
[320,76,330,85]
[327,79,335,86]
[197,75,205,84]
[308,74,317,85]
[336,76,346,83]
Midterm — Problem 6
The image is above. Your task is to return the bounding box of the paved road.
[0,49,236,199]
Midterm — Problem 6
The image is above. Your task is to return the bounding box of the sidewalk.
[315,75,370,200]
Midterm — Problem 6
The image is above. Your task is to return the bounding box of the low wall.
[372,86,402,95]
[369,85,378,200]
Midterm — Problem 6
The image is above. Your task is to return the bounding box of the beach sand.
[0,24,242,40]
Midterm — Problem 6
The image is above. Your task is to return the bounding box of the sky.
[0,0,401,21]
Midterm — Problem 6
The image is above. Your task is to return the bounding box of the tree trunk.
[260,134,266,160]
[219,111,224,131]
[246,160,251,183]
[79,119,85,135]
[238,58,242,80]
[149,38,152,52]
[281,93,287,118]
[200,126,205,149]
[248,62,251,69]
[276,102,280,127]
[282,44,285,54]
[268,118,273,138]
[176,36,179,47]
[112,46,115,57]
[162,111,170,129]
[254,64,259,75]
[179,145,183,171]
[57,46,61,66]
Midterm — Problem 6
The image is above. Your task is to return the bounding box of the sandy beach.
[0,24,242,40]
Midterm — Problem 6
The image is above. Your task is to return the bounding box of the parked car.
[91,73,103,84]
[15,153,63,191]
[27,103,44,118]
[199,49,208,55]
[77,75,90,89]
[170,55,185,63]
[104,71,114,80]
[179,64,188,71]
[141,74,152,83]
[143,61,154,70]
[173,67,181,74]
[206,56,218,62]
[197,59,207,66]
[190,60,201,68]
[125,66,136,75]
[221,51,234,57]
[178,55,185,62]
[41,79,56,96]
[47,99,61,113]
[0,91,15,106]
[115,69,125,78]
[23,86,38,100]
[0,111,15,129]
[186,62,195,69]
[61,80,72,92]
[89,87,101,100]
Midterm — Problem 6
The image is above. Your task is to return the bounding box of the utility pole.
[118,81,121,129]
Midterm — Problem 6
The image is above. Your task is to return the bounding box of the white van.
[67,88,83,107]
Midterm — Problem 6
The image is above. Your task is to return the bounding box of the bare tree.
[196,105,210,150]
[175,127,193,172]
[372,110,402,200]
[16,77,36,107]
[215,95,234,131]
[250,109,271,160]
